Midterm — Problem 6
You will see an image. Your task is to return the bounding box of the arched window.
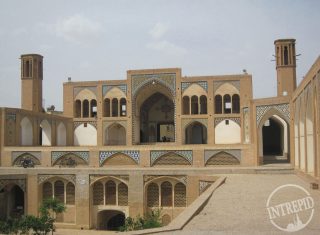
[191,96,198,114]
[120,98,127,117]
[214,95,222,114]
[66,182,75,205]
[200,95,207,114]
[42,182,52,201]
[112,98,118,117]
[161,181,172,207]
[182,96,190,115]
[223,94,231,114]
[118,183,128,206]
[82,100,89,118]
[93,182,104,205]
[174,183,186,207]
[147,183,159,207]
[75,100,81,118]
[90,99,97,117]
[232,94,240,113]
[284,46,288,65]
[54,180,65,203]
[104,98,111,117]
[105,180,116,205]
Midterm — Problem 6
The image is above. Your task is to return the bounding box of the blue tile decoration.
[204,149,241,164]
[51,151,89,164]
[150,150,193,165]
[181,81,208,92]
[6,113,16,121]
[99,151,140,166]
[256,103,290,125]
[131,73,176,97]
[102,84,127,96]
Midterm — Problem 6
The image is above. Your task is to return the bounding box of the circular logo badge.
[266,184,314,232]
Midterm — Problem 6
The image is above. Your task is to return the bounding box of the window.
[104,98,111,117]
[43,180,75,205]
[118,183,128,206]
[90,99,97,117]
[112,98,118,117]
[105,180,116,205]
[214,95,222,114]
[284,46,288,65]
[200,95,207,114]
[93,182,104,205]
[83,100,89,117]
[223,95,231,114]
[182,96,190,115]
[174,183,186,207]
[75,100,81,118]
[232,94,240,113]
[191,96,198,114]
[147,183,159,207]
[120,98,127,116]
[161,181,172,207]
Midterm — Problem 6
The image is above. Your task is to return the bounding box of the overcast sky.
[0,0,319,110]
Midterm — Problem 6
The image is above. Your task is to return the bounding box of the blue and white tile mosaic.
[99,151,140,166]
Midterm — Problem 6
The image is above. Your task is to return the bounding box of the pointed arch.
[147,183,159,207]
[191,95,198,114]
[215,119,240,144]
[185,121,207,144]
[105,123,126,146]
[152,152,191,166]
[232,94,240,113]
[161,181,172,207]
[13,153,40,166]
[306,90,315,174]
[214,95,222,114]
[53,153,87,166]
[20,117,33,146]
[74,123,97,146]
[57,122,67,146]
[182,96,190,115]
[200,95,207,114]
[40,119,51,146]
[101,153,137,166]
[206,151,240,165]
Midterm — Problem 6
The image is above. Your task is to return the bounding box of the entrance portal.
[261,115,289,164]
[0,184,25,220]
[140,92,174,143]
[97,210,125,231]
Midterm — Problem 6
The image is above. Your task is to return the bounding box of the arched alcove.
[74,124,97,146]
[20,117,33,146]
[57,122,67,146]
[215,120,240,144]
[105,123,126,146]
[185,122,207,144]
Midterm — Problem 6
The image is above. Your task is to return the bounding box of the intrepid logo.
[266,184,315,232]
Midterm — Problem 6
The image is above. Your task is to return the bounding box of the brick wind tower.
[21,54,43,112]
[274,39,297,97]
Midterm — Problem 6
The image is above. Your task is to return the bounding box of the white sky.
[0,0,319,110]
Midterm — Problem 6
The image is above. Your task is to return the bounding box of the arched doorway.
[185,122,207,144]
[97,210,125,231]
[139,92,174,143]
[261,115,289,164]
[0,184,25,220]
[105,123,126,145]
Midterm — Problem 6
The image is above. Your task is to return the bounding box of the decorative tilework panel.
[102,84,127,96]
[74,86,97,97]
[213,81,240,93]
[51,151,89,163]
[256,103,290,125]
[6,113,16,121]
[150,150,193,165]
[181,81,208,92]
[204,149,241,164]
[99,151,140,166]
[131,73,176,97]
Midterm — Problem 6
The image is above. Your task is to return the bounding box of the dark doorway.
[97,210,125,231]
[185,122,207,144]
[0,185,25,220]
[262,118,282,155]
[140,92,174,143]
